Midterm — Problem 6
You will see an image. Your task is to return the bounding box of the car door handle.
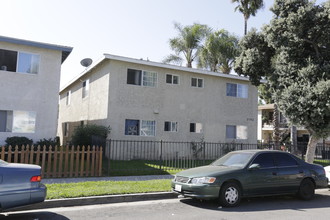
[299,170,304,174]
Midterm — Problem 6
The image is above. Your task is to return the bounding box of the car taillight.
[30,176,41,182]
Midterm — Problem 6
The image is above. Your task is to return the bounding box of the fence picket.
[0,145,103,178]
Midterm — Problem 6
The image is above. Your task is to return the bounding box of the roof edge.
[0,35,73,63]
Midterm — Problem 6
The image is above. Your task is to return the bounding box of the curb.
[10,192,177,212]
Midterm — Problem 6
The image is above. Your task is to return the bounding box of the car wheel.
[298,178,315,200]
[219,182,241,207]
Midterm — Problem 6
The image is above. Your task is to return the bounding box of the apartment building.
[0,36,72,145]
[58,54,258,144]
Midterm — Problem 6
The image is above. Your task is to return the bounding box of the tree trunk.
[305,134,320,163]
[272,104,280,150]
[244,17,248,35]
[290,126,298,155]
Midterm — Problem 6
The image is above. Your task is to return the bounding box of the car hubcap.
[225,187,238,204]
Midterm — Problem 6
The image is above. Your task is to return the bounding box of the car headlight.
[190,177,216,184]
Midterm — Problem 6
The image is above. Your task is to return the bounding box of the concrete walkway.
[42,175,174,184]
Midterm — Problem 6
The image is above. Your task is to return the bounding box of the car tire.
[219,182,241,207]
[298,178,315,200]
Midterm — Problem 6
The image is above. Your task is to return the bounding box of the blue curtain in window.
[125,119,139,135]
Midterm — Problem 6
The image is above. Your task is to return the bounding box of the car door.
[273,152,304,193]
[245,152,279,196]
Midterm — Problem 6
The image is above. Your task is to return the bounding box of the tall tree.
[198,29,239,74]
[231,0,264,35]
[163,22,210,68]
[235,0,330,163]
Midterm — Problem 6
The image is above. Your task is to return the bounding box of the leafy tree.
[71,124,111,147]
[198,29,240,74]
[231,0,264,35]
[235,0,330,163]
[163,22,210,68]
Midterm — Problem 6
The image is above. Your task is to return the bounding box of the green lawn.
[46,179,172,200]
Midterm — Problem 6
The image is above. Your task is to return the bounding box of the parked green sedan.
[172,150,328,207]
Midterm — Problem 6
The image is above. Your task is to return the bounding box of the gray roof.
[0,35,73,63]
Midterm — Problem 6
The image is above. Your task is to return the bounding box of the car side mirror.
[248,164,260,170]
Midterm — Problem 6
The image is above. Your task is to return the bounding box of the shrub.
[71,124,110,146]
[5,136,33,147]
[36,137,60,147]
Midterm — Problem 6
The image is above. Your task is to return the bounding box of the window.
[12,111,36,133]
[0,49,39,74]
[226,83,248,98]
[0,49,17,72]
[274,153,298,167]
[64,122,69,137]
[191,77,203,88]
[17,52,39,74]
[127,69,157,87]
[190,123,203,133]
[164,121,178,132]
[82,79,89,98]
[125,119,156,136]
[0,110,12,132]
[166,74,179,84]
[0,110,36,133]
[252,153,275,168]
[127,69,142,85]
[66,90,71,105]
[226,125,248,139]
[141,120,156,136]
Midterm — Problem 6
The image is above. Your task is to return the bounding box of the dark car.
[0,160,47,211]
[172,150,328,207]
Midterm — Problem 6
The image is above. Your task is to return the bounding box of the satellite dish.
[80,58,93,67]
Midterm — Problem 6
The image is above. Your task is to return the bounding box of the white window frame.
[191,77,204,88]
[190,123,203,133]
[166,74,179,85]
[164,121,178,132]
[127,68,157,87]
[17,51,40,74]
[142,71,157,87]
[82,79,90,98]
[125,119,156,137]
[226,125,248,140]
[226,83,248,98]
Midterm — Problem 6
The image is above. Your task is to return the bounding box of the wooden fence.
[0,145,103,178]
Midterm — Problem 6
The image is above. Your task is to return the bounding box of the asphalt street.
[1,189,330,220]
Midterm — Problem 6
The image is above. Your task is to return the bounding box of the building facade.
[257,104,330,144]
[58,54,258,144]
[0,36,72,145]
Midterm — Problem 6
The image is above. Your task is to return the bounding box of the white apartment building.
[58,54,258,144]
[0,36,72,145]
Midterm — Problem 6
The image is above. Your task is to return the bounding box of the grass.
[46,179,172,200]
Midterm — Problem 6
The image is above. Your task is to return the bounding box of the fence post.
[107,139,111,176]
[159,140,163,171]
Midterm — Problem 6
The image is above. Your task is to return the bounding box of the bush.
[5,136,33,147]
[71,124,110,146]
[36,137,60,147]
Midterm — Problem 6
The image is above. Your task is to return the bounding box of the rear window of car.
[274,153,298,167]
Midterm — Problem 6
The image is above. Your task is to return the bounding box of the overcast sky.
[0,0,325,88]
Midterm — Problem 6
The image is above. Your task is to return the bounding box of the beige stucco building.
[0,36,72,145]
[58,54,258,144]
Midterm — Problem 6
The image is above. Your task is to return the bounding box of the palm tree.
[163,22,210,68]
[198,30,239,74]
[231,0,264,35]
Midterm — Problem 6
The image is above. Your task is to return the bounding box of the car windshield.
[212,152,255,168]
